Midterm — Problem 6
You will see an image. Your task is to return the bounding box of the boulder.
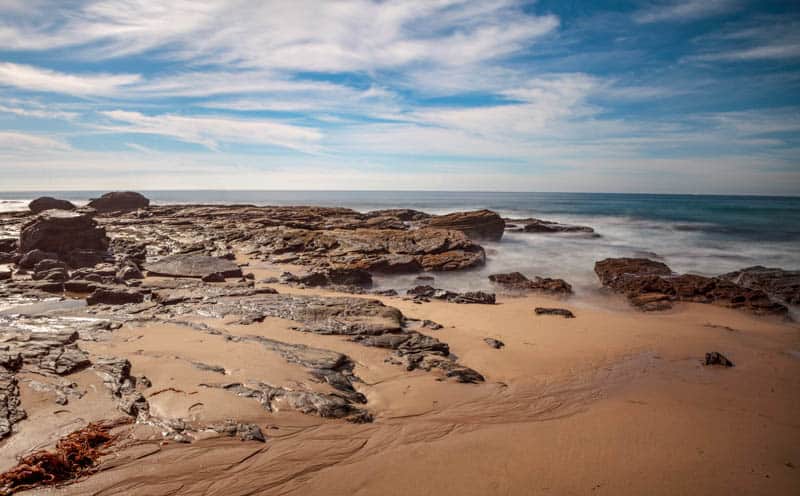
[595,258,788,316]
[28,197,76,214]
[426,209,505,241]
[18,249,58,269]
[144,254,243,279]
[86,288,145,306]
[719,266,800,305]
[19,211,109,257]
[489,272,572,295]
[88,191,150,213]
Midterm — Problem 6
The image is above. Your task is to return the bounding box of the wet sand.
[2,258,789,495]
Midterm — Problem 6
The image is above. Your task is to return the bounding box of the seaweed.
[0,418,131,495]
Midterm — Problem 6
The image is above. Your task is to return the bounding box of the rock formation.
[28,197,76,214]
[425,209,505,241]
[88,191,150,213]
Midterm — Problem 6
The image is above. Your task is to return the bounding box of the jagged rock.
[210,419,265,442]
[86,288,145,306]
[534,307,575,318]
[145,254,243,279]
[93,356,149,418]
[595,258,788,315]
[489,272,573,295]
[704,352,734,367]
[0,238,17,253]
[720,266,800,305]
[117,263,144,281]
[0,330,90,375]
[407,285,496,304]
[19,211,109,258]
[484,338,505,349]
[366,209,430,222]
[426,209,505,241]
[29,197,76,213]
[282,268,373,288]
[508,218,594,234]
[0,370,26,439]
[88,191,150,213]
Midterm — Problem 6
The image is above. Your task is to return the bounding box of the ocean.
[2,191,798,296]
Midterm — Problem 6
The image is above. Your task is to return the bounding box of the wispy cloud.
[634,0,742,24]
[0,62,140,96]
[98,110,323,152]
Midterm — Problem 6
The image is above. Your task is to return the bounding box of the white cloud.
[0,130,71,151]
[634,0,741,24]
[0,62,140,96]
[98,110,323,152]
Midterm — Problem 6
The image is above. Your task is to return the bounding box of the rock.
[18,249,59,269]
[719,266,800,305]
[0,330,89,375]
[426,209,505,241]
[407,285,495,304]
[86,288,145,305]
[0,371,26,439]
[192,361,226,374]
[63,249,110,268]
[365,209,430,222]
[489,272,573,295]
[93,356,150,418]
[145,254,244,279]
[515,218,595,234]
[211,419,265,442]
[534,307,575,318]
[201,272,226,283]
[0,269,11,281]
[117,263,144,281]
[29,197,76,213]
[87,191,150,213]
[19,211,109,258]
[704,352,734,367]
[0,238,17,253]
[484,338,505,349]
[283,268,373,288]
[595,258,788,316]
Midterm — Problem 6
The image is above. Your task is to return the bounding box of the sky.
[0,0,799,194]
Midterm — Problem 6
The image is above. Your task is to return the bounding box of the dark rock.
[0,371,26,438]
[63,249,110,268]
[29,197,76,214]
[704,352,734,367]
[211,419,265,442]
[201,272,226,283]
[489,272,572,295]
[534,307,575,318]
[595,258,788,316]
[87,288,145,306]
[145,254,243,279]
[484,338,505,349]
[117,263,144,281]
[0,269,10,281]
[426,209,505,241]
[18,249,58,269]
[192,361,226,374]
[407,285,495,304]
[0,238,17,253]
[719,266,800,305]
[88,191,150,213]
[19,211,109,257]
[517,218,595,234]
[283,268,373,288]
[365,209,430,222]
[0,330,89,375]
[93,356,150,418]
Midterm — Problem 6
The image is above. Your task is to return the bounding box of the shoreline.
[0,196,799,495]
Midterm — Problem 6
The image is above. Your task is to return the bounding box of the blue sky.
[0,0,798,194]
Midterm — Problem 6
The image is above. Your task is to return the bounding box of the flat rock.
[426,209,505,241]
[489,272,572,295]
[145,254,243,279]
[534,307,575,318]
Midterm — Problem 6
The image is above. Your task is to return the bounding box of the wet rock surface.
[595,258,789,315]
[406,285,496,304]
[144,254,243,279]
[505,218,595,235]
[489,272,572,296]
[719,266,800,305]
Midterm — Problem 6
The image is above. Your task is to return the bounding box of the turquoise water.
[2,191,798,293]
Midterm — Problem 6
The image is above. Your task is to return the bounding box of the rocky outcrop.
[719,266,800,305]
[93,357,149,418]
[87,191,150,213]
[595,258,788,315]
[0,370,25,439]
[86,287,146,306]
[489,272,572,296]
[28,197,76,214]
[19,211,109,260]
[426,209,505,241]
[704,352,734,367]
[0,330,90,375]
[144,254,243,279]
[506,218,595,234]
[407,285,496,304]
[281,268,373,288]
